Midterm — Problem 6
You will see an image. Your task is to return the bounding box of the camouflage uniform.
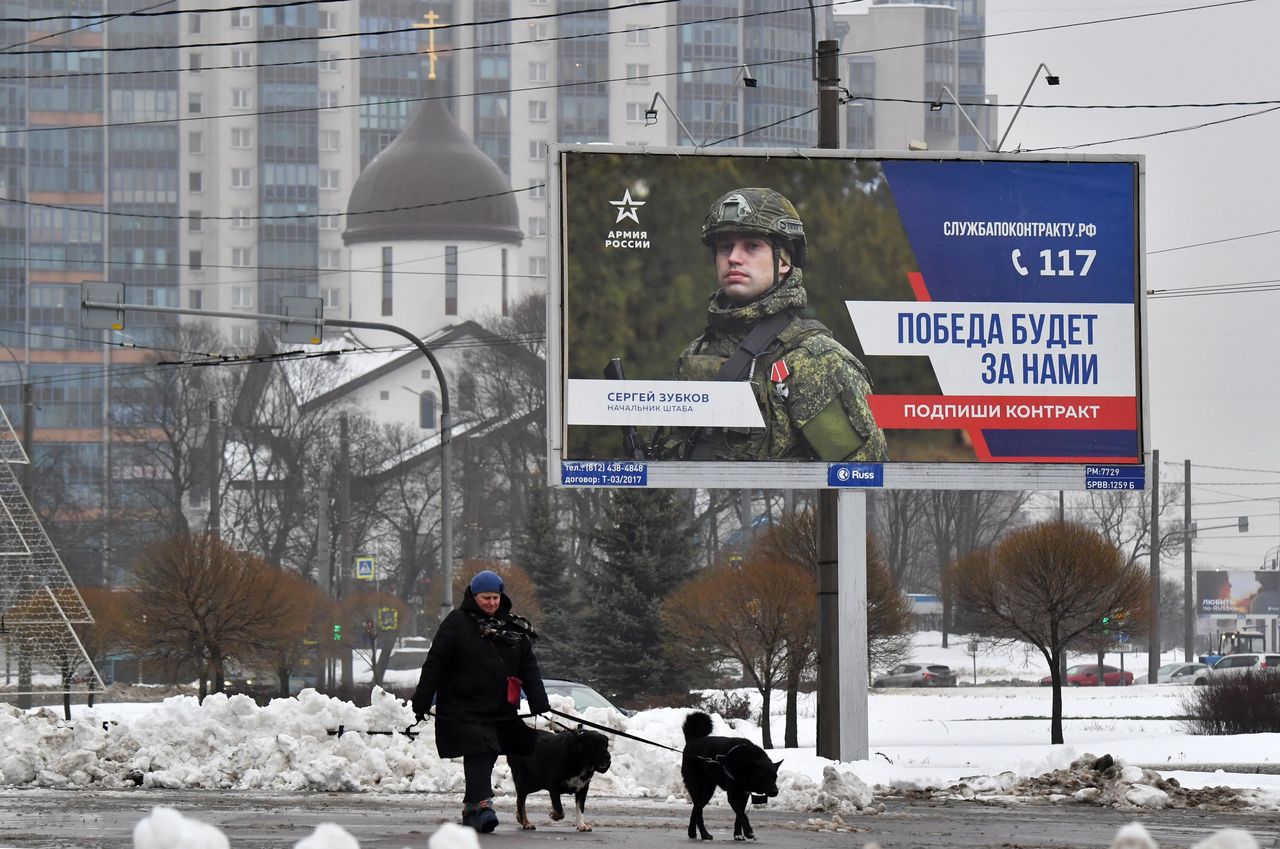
[661,188,888,462]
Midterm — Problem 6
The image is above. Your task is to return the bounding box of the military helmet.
[700,187,807,268]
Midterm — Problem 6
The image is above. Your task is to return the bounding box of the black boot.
[473,798,499,833]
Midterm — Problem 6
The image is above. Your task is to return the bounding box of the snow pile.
[884,752,1250,811]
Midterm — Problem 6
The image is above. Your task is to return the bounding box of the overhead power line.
[0,0,345,24]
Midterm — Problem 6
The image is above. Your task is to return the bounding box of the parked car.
[1039,664,1134,687]
[1133,662,1208,685]
[872,663,957,688]
[541,678,634,716]
[1204,653,1280,681]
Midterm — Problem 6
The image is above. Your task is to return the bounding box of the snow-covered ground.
[3,631,1277,849]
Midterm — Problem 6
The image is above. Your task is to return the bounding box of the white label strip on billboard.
[848,301,1136,396]
[566,380,765,428]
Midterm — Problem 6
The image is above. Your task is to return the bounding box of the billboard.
[547,146,1148,490]
[1196,570,1280,617]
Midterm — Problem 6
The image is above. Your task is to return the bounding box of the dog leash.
[547,707,686,754]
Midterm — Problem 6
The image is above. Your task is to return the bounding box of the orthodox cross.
[412,10,442,81]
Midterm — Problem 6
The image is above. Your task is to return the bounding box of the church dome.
[343,99,523,246]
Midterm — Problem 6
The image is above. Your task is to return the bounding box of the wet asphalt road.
[0,790,1277,849]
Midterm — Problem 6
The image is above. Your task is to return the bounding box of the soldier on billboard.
[655,187,888,462]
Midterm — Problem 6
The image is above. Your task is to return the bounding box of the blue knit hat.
[469,570,504,595]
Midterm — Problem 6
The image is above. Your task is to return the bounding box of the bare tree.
[1075,488,1185,569]
[126,533,318,699]
[876,490,932,590]
[922,490,1029,646]
[749,510,911,746]
[951,521,1151,744]
[664,557,815,749]
[110,323,230,541]
[220,348,350,575]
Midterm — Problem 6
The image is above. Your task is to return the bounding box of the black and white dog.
[509,727,612,832]
[681,711,781,841]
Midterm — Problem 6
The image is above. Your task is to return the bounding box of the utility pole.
[207,400,219,538]
[315,468,331,690]
[1148,448,1160,680]
[339,412,354,690]
[1183,459,1193,661]
[20,383,33,498]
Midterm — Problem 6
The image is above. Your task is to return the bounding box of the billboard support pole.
[813,37,868,762]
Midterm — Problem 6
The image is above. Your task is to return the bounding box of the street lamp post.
[79,289,456,616]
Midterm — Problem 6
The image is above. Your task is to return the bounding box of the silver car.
[1206,653,1280,681]
[1134,662,1208,685]
[872,663,957,688]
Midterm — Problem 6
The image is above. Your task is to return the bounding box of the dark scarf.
[467,611,539,646]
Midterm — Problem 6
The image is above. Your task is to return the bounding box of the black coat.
[411,588,550,759]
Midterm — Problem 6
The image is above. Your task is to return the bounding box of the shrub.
[1181,672,1280,735]
[697,690,753,721]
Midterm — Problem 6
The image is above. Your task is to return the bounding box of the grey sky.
[972,1,1280,571]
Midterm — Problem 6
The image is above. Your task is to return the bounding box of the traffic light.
[333,623,342,642]
[1101,612,1112,636]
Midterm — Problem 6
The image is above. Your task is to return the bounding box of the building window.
[445,245,457,315]
[188,172,203,193]
[625,102,649,123]
[322,287,341,309]
[528,141,545,161]
[231,247,252,268]
[188,289,203,310]
[231,325,254,346]
[529,255,547,277]
[625,27,649,46]
[188,131,203,153]
[187,211,202,233]
[319,211,341,230]
[529,21,549,41]
[527,216,546,236]
[231,208,253,228]
[231,127,252,149]
[319,248,341,269]
[231,88,252,110]
[230,8,251,28]
[320,51,339,72]
[529,179,545,199]
[188,93,202,114]
[231,286,253,308]
[188,13,202,34]
[318,10,337,30]
[319,130,340,152]
[319,169,340,190]
[231,168,253,189]
[189,250,202,271]
[319,91,340,109]
[189,52,202,73]
[381,246,393,315]
[379,390,390,401]
[419,391,436,429]
[529,61,548,82]
[625,63,649,83]
[529,100,547,122]
[231,48,252,68]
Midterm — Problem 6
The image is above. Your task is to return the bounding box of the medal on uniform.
[770,359,790,400]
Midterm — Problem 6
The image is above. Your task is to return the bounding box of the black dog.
[681,711,781,841]
[508,727,612,832]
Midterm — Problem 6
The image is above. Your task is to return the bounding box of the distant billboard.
[547,146,1148,490]
[1196,570,1280,617]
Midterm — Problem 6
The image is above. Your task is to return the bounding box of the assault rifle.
[603,357,649,461]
